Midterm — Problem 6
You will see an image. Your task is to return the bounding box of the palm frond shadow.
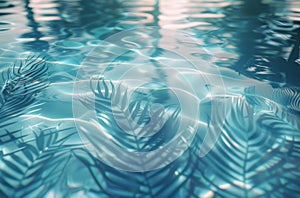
[59,145,194,197]
[0,55,80,198]
[192,95,300,197]
[70,78,197,196]
[80,78,180,153]
[0,126,81,198]
[245,85,300,115]
[0,55,49,123]
[0,55,50,155]
[2,56,298,197]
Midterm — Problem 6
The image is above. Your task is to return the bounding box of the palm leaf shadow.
[0,55,49,123]
[0,126,81,198]
[193,95,300,197]
[0,55,79,198]
[73,78,196,196]
[80,78,180,153]
[64,145,194,197]
[0,55,50,155]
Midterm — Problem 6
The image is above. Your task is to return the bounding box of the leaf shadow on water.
[70,76,300,197]
[0,56,83,197]
[1,56,300,197]
[191,95,300,197]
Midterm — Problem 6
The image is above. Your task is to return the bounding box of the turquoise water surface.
[0,0,300,197]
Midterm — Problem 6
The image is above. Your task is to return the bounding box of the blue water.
[1,0,300,197]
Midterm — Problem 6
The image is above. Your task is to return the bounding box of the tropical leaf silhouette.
[0,126,80,198]
[2,56,298,197]
[245,85,300,114]
[0,55,49,123]
[41,89,300,197]
[80,78,180,153]
[270,87,300,114]
[71,78,197,196]
[54,145,194,197]
[0,55,81,198]
[0,55,49,155]
[193,95,300,197]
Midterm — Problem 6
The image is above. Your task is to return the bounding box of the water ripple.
[1,0,300,197]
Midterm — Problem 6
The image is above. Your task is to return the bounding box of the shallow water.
[1,0,300,197]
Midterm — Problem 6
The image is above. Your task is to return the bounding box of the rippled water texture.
[0,0,300,197]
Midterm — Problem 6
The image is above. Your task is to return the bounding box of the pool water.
[0,0,300,197]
